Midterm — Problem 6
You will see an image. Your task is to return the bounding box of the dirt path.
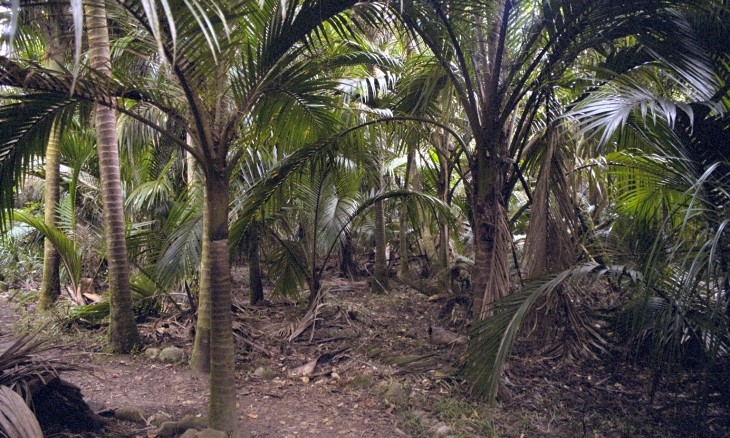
[62,352,404,437]
[0,290,411,437]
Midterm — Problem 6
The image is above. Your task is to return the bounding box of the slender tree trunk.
[436,133,451,289]
[189,129,209,371]
[398,143,416,280]
[38,15,63,310]
[186,134,198,185]
[204,171,236,434]
[39,122,62,309]
[372,197,389,294]
[339,231,357,278]
[249,221,264,305]
[190,195,211,373]
[86,0,140,352]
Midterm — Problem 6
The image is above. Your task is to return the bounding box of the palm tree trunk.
[39,121,62,309]
[436,133,451,289]
[38,15,64,310]
[86,0,140,353]
[249,221,264,305]
[471,139,511,320]
[339,231,357,278]
[204,171,236,434]
[190,196,211,373]
[186,134,198,185]
[372,197,389,293]
[398,143,416,280]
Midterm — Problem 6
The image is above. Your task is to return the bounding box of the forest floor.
[1,273,728,437]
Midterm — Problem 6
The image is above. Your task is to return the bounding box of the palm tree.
[85,0,141,353]
[38,9,67,310]
[391,0,717,321]
[320,0,725,402]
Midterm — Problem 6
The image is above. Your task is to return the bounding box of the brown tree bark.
[204,170,236,434]
[471,135,511,320]
[86,0,140,352]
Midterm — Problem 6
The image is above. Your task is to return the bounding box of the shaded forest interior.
[0,0,729,436]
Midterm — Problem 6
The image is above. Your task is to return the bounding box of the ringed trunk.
[205,172,237,434]
[248,222,264,305]
[86,0,140,352]
[38,14,64,310]
[372,198,389,293]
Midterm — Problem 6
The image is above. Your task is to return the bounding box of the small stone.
[145,348,161,360]
[253,366,277,379]
[158,346,185,363]
[382,381,410,407]
[429,422,452,437]
[114,406,146,424]
[436,425,452,436]
[148,412,173,427]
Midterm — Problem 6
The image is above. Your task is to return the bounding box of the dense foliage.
[0,0,728,435]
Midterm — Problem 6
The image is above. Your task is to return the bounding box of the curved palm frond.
[0,94,82,229]
[12,210,81,291]
[465,262,641,402]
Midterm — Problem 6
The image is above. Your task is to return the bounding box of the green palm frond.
[125,158,177,214]
[12,210,81,291]
[465,263,640,402]
[0,93,82,229]
[266,229,309,299]
[607,150,695,229]
[153,190,203,289]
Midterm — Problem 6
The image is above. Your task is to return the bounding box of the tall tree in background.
[85,0,141,353]
[37,7,65,309]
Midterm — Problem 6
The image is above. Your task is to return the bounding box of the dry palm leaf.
[0,385,43,438]
[272,289,351,342]
[0,330,104,434]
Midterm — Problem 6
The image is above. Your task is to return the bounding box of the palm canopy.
[0,0,369,193]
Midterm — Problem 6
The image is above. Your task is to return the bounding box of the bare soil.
[1,275,728,437]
